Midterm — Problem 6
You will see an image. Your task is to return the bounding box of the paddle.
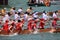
[32,27,39,34]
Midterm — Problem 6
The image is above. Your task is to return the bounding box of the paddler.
[32,20,37,30]
[39,18,45,29]
[3,20,9,33]
[49,18,58,33]
[16,20,23,33]
[27,19,33,32]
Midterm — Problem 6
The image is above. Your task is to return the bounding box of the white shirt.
[33,12,38,18]
[3,14,10,23]
[42,13,46,16]
[42,13,48,20]
[53,13,57,18]
[14,14,20,20]
[18,9,23,12]
[24,14,28,19]
[33,14,38,18]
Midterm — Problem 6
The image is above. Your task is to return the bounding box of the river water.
[0,33,60,40]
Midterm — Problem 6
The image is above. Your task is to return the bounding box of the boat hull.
[0,28,60,35]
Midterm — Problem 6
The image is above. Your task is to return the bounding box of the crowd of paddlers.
[0,7,60,33]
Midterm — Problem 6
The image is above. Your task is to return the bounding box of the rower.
[49,18,58,33]
[16,20,23,33]
[39,18,45,29]
[27,19,33,32]
[32,21,37,30]
[3,20,9,33]
[9,20,15,31]
[52,18,58,29]
[26,7,33,15]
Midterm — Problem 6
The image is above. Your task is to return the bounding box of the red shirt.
[3,23,9,31]
[39,21,45,27]
[21,19,25,24]
[16,22,22,30]
[52,20,57,26]
[27,22,32,30]
[32,23,36,29]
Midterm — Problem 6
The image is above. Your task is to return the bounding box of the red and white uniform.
[39,19,45,29]
[3,23,9,32]
[52,20,57,28]
[3,20,9,32]
[42,13,48,21]
[16,22,22,30]
[27,21,32,30]
[32,22,37,29]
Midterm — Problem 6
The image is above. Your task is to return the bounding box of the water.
[0,33,60,40]
[0,0,60,12]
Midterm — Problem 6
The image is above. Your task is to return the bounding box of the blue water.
[0,0,60,12]
[0,33,60,40]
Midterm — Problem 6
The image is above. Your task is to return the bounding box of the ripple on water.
[0,33,60,40]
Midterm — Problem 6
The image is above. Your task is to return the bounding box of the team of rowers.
[0,7,60,33]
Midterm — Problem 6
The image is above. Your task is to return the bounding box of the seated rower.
[32,21,37,31]
[26,7,33,15]
[39,18,45,29]
[16,20,23,33]
[49,18,58,33]
[9,20,15,32]
[53,11,59,20]
[9,24,13,32]
[2,20,9,33]
[52,18,58,29]
[27,19,33,32]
